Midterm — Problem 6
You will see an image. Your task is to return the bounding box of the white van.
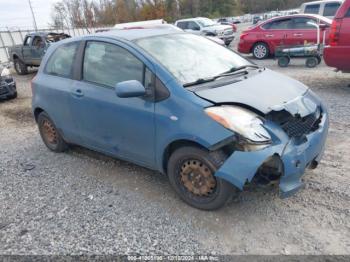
[300,0,344,18]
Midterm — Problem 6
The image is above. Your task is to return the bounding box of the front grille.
[281,108,322,138]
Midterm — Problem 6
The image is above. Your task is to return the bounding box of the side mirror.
[115,80,146,98]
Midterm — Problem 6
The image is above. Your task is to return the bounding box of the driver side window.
[83,41,144,88]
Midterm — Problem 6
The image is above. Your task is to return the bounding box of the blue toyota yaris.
[32,26,329,210]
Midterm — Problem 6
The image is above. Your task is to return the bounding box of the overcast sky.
[0,0,59,30]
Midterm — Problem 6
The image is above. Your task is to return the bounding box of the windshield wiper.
[183,77,216,87]
[183,65,260,88]
[218,64,260,76]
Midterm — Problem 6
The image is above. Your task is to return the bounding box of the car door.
[289,17,317,45]
[261,18,291,50]
[22,36,32,64]
[31,36,46,65]
[69,40,156,167]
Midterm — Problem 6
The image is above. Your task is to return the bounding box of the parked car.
[32,28,329,210]
[217,18,237,32]
[324,0,350,72]
[238,14,332,59]
[8,32,70,75]
[175,17,235,45]
[0,64,16,100]
[300,0,344,18]
[253,15,263,24]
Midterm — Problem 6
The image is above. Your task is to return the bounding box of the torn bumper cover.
[214,99,329,198]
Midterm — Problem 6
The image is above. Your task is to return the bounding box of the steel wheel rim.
[42,119,58,145]
[180,159,217,197]
[254,45,267,58]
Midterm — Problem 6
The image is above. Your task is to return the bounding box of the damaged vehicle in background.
[0,64,16,100]
[8,32,70,75]
[32,28,329,210]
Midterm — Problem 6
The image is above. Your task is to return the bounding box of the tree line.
[51,0,312,28]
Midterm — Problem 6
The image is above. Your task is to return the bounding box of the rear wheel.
[167,146,236,210]
[252,42,270,59]
[13,58,28,75]
[37,112,68,152]
[306,57,318,68]
[278,56,290,67]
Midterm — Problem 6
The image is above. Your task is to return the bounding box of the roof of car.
[261,13,332,25]
[91,27,183,41]
[300,0,343,6]
[176,17,209,22]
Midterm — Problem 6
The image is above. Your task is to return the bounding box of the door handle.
[73,89,84,97]
[265,34,274,38]
[293,33,303,37]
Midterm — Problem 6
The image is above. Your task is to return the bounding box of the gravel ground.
[0,28,350,255]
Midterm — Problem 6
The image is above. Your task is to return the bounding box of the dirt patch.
[3,106,35,125]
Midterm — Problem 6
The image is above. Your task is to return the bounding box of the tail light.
[240,32,249,40]
[329,19,342,46]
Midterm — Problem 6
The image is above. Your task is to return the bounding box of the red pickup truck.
[324,0,350,72]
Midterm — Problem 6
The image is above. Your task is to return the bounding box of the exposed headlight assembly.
[205,105,271,151]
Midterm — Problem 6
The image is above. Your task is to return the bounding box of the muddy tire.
[252,42,270,60]
[167,146,236,210]
[14,58,28,75]
[37,111,68,152]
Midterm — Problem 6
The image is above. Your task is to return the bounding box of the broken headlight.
[205,105,271,150]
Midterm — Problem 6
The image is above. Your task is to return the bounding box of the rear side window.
[264,19,292,29]
[45,42,79,78]
[304,4,320,14]
[83,41,144,88]
[324,3,341,16]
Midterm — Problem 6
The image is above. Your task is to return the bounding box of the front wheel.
[13,59,28,75]
[306,57,318,68]
[252,42,270,59]
[167,146,236,210]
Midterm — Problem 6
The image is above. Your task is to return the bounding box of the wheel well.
[34,108,44,122]
[162,140,207,173]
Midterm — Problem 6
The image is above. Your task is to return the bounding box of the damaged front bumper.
[0,77,16,99]
[214,106,329,198]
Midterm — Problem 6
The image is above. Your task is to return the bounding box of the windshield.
[197,18,216,27]
[136,34,250,85]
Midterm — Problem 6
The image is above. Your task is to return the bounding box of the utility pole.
[28,0,38,31]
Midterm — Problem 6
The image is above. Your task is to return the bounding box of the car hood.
[195,69,316,116]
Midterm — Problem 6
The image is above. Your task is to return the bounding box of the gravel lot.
[0,28,350,255]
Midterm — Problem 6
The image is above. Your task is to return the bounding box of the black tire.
[252,42,270,59]
[306,57,318,68]
[8,91,17,99]
[37,111,68,152]
[278,56,290,67]
[167,146,236,210]
[14,58,28,75]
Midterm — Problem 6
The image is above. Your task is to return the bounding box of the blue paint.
[32,28,329,199]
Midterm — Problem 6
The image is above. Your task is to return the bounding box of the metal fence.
[0,27,111,64]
